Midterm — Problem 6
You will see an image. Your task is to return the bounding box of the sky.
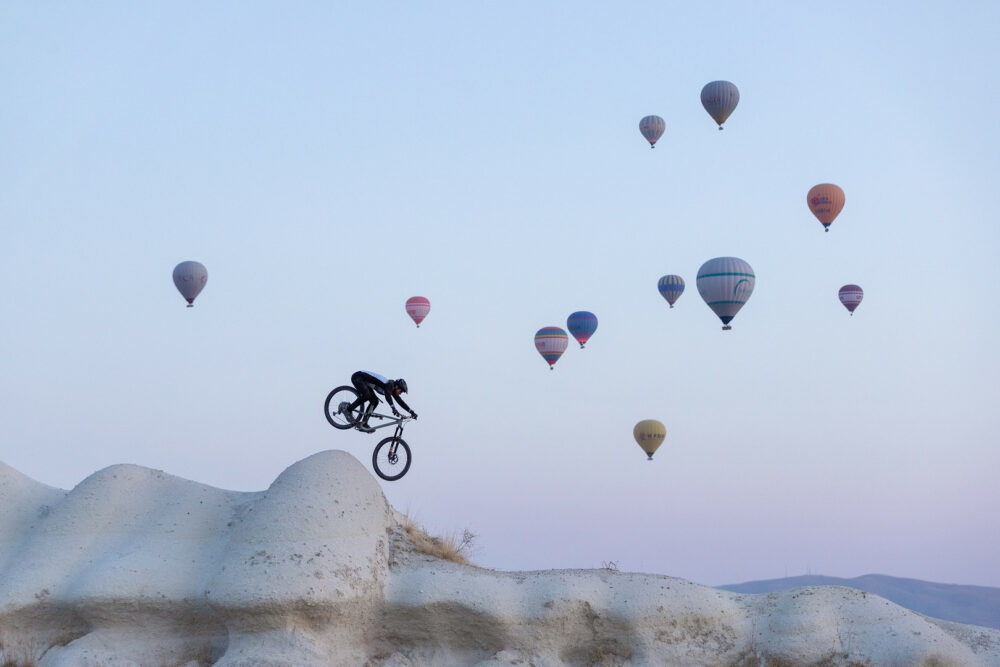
[2,2,998,588]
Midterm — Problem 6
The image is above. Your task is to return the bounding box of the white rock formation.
[1,452,997,666]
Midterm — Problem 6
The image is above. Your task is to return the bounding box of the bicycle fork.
[387,422,405,459]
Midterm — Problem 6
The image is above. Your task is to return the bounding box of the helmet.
[394,378,408,393]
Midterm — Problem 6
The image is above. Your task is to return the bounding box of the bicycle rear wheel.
[372,437,412,481]
[324,386,362,430]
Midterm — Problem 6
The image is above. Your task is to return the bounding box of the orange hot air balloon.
[807,184,845,232]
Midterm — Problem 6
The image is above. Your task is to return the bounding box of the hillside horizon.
[718,573,1000,631]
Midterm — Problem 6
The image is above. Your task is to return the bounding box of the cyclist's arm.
[393,395,413,415]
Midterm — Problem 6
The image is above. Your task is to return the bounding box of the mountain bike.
[324,385,413,481]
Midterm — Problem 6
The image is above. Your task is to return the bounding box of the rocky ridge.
[0,452,997,666]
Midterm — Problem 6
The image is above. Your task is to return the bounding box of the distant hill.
[717,574,1000,630]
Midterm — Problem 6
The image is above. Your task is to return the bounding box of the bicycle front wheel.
[324,386,361,430]
[372,437,412,481]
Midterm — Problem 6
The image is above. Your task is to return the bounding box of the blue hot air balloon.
[700,81,740,130]
[567,311,598,349]
[657,275,685,308]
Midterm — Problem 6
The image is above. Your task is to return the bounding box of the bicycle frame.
[362,412,411,437]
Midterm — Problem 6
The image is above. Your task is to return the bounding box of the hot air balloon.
[839,284,863,315]
[172,261,208,307]
[566,311,598,349]
[633,419,666,460]
[639,115,665,148]
[700,81,739,130]
[807,184,845,232]
[657,275,685,308]
[696,257,755,330]
[405,296,431,327]
[534,327,569,370]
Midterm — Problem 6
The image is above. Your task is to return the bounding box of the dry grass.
[398,512,477,566]
[0,634,37,667]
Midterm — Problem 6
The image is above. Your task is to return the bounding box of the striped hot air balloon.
[807,184,845,232]
[700,81,740,129]
[405,296,431,327]
[639,115,665,148]
[633,419,666,460]
[696,257,755,330]
[566,311,598,349]
[172,261,208,308]
[839,284,864,315]
[534,327,569,370]
[657,275,685,308]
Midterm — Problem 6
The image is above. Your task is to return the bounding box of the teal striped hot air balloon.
[534,327,569,369]
[696,257,755,330]
[657,275,685,308]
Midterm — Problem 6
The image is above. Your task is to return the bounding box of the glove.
[392,408,401,417]
[410,412,418,420]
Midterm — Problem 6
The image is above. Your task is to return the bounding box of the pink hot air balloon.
[405,297,431,327]
[838,284,863,315]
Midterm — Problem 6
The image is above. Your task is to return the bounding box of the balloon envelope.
[534,327,569,369]
[839,284,864,314]
[657,275,685,308]
[172,261,208,307]
[700,81,740,128]
[633,419,666,460]
[405,296,431,327]
[639,115,665,148]
[566,311,598,348]
[696,257,755,330]
[807,184,845,231]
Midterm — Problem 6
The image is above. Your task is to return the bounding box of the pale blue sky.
[2,2,998,588]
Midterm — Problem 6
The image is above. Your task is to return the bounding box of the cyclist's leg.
[350,372,381,425]
[349,372,372,413]
[361,396,380,424]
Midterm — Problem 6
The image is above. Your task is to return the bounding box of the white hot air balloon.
[172,261,208,307]
[696,257,754,330]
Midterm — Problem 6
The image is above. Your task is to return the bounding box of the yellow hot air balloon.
[633,419,666,460]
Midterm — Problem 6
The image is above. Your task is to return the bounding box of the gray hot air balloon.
[639,115,666,148]
[172,261,208,307]
[700,81,740,130]
[696,257,754,330]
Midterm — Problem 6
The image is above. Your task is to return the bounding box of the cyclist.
[347,371,417,432]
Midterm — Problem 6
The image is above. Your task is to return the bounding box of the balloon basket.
[186,304,194,308]
[722,325,732,331]
[646,454,654,461]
